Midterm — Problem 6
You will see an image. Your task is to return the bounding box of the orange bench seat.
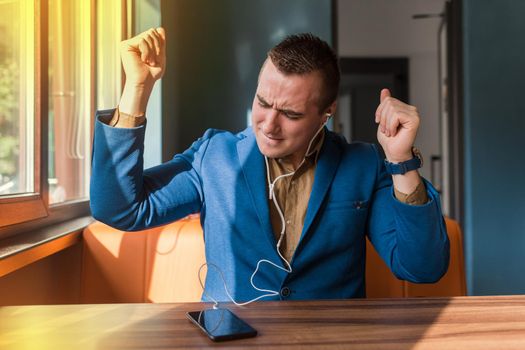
[81,216,465,302]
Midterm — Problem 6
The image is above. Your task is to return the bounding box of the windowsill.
[0,216,94,278]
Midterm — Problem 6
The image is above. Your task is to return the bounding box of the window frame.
[0,0,48,229]
[0,0,94,237]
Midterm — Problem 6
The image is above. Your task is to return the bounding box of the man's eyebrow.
[256,94,304,116]
[256,94,270,105]
[280,108,304,116]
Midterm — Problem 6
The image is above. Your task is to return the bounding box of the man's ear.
[323,101,337,123]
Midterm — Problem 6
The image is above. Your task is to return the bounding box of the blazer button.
[280,287,291,298]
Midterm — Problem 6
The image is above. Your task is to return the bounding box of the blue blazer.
[91,109,450,301]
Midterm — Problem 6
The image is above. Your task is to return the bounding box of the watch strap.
[384,148,422,175]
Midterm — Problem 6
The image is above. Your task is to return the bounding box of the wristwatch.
[384,147,423,175]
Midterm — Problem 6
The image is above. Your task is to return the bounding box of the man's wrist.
[384,147,423,175]
[394,180,428,205]
[109,107,146,128]
[385,142,424,162]
[385,152,413,164]
[119,82,153,116]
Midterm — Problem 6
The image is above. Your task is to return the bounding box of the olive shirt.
[110,108,428,263]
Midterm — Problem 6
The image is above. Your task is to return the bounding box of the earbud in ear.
[321,114,332,127]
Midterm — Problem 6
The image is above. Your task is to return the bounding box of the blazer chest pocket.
[325,199,369,211]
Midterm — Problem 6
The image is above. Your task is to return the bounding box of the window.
[96,0,123,112]
[0,0,46,228]
[48,0,92,204]
[0,0,125,233]
[0,0,35,198]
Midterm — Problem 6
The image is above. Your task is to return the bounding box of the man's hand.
[121,27,166,88]
[375,88,419,163]
[117,27,166,117]
[375,88,423,195]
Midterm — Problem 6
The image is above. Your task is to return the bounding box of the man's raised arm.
[90,28,204,231]
[110,27,166,128]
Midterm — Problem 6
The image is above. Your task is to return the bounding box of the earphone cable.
[197,118,329,308]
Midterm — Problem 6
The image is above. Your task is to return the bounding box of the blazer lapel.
[300,132,341,243]
[236,131,276,248]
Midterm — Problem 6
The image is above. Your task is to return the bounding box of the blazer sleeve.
[366,144,450,283]
[90,109,210,231]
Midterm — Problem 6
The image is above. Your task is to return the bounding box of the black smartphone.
[186,308,258,342]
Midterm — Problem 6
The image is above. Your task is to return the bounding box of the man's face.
[252,59,331,168]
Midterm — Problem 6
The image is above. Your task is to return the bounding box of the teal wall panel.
[463,0,525,295]
[161,0,332,158]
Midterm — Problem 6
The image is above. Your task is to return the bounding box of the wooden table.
[1,296,525,349]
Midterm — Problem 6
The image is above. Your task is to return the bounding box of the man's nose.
[262,109,280,134]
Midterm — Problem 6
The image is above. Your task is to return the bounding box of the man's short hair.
[268,33,340,112]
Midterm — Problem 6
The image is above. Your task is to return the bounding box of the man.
[91,28,449,303]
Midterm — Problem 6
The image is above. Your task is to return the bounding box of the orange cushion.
[365,238,405,298]
[365,217,466,298]
[82,216,206,303]
[82,216,465,302]
[144,216,206,302]
[82,221,148,303]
